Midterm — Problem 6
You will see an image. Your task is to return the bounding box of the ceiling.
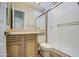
[35,2,57,11]
[24,2,58,12]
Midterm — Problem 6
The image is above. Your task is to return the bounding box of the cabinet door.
[25,40,38,57]
[7,42,21,57]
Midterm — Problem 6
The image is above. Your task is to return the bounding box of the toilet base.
[39,48,50,57]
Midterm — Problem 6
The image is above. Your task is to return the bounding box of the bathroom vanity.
[6,30,41,57]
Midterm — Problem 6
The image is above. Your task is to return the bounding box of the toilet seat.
[40,43,52,50]
[39,43,52,56]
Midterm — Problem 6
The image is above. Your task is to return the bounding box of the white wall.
[48,2,79,56]
[36,14,46,43]
[36,14,46,30]
[0,2,7,56]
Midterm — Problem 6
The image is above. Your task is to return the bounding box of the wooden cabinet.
[7,42,21,57]
[6,34,38,57]
[25,40,37,56]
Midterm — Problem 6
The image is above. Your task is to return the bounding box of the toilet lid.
[40,43,52,48]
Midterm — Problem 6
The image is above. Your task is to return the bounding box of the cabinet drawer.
[6,35,22,42]
[24,34,37,40]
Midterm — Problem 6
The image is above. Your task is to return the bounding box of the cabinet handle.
[4,31,9,35]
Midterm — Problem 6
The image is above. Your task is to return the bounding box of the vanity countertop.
[6,29,45,35]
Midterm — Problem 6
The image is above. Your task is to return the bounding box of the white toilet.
[37,36,52,56]
[39,42,52,57]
